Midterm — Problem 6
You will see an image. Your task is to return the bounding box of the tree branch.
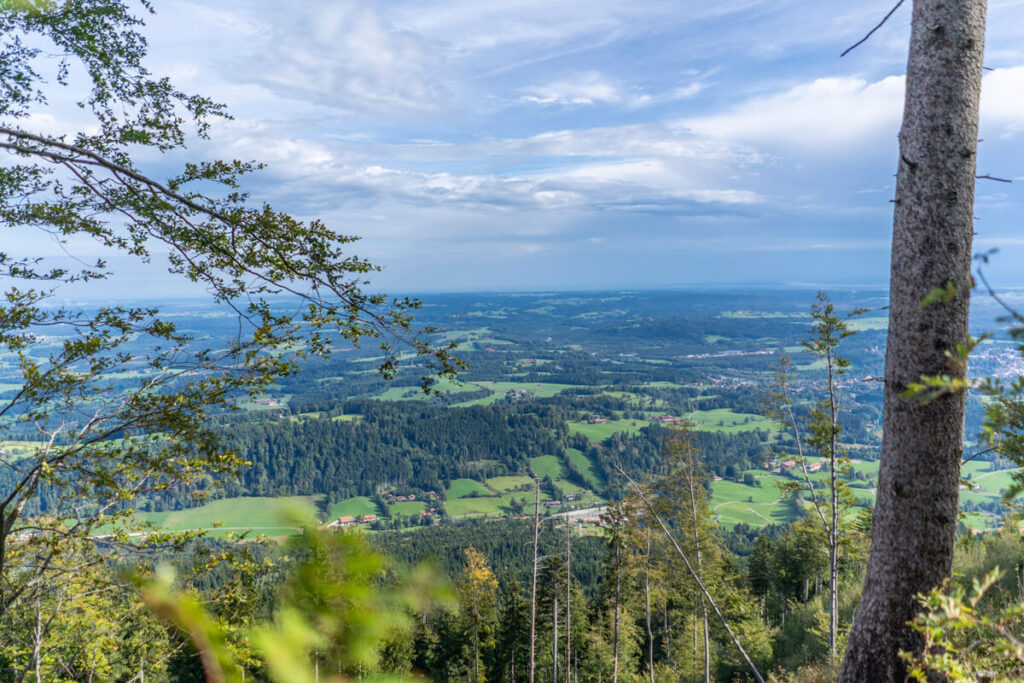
[840,0,907,58]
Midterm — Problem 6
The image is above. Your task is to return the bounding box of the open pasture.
[139,495,319,533]
[390,501,427,516]
[686,408,781,434]
[452,381,582,407]
[329,496,380,520]
[487,475,534,492]
[447,478,492,498]
[530,455,565,480]
[566,448,602,486]
[568,418,643,443]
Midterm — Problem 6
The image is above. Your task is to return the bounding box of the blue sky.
[31,1,1024,296]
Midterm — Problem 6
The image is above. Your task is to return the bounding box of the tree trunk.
[612,546,620,683]
[644,529,654,683]
[553,595,558,683]
[826,346,840,666]
[685,449,710,683]
[663,601,671,667]
[473,608,480,683]
[530,479,540,683]
[840,0,987,679]
[565,522,571,683]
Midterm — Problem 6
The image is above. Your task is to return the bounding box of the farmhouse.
[362,514,377,523]
[782,460,797,468]
[337,516,356,526]
[807,462,822,473]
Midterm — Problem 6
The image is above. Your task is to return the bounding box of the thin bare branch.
[840,0,907,57]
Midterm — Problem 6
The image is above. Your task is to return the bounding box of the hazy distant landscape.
[33,287,1009,539]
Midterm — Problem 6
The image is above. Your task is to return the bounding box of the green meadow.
[568,418,643,443]
[447,478,492,498]
[530,455,565,479]
[139,495,319,534]
[566,448,602,486]
[486,475,535,492]
[328,496,380,519]
[687,408,782,434]
[390,501,427,516]
[706,457,1020,531]
[451,381,582,407]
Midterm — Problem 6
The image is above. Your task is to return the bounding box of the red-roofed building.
[362,514,377,523]
[337,516,356,526]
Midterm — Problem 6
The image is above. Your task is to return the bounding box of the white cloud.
[981,66,1024,136]
[520,71,623,106]
[256,159,762,216]
[685,76,906,149]
[241,2,445,113]
[518,72,706,109]
[483,123,762,165]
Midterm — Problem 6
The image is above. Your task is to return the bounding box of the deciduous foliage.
[460,546,500,682]
[0,0,456,663]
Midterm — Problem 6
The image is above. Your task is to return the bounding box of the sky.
[28,1,1024,296]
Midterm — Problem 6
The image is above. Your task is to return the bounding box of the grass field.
[487,475,534,492]
[714,500,795,528]
[328,496,379,519]
[447,478,492,498]
[711,479,782,505]
[961,511,997,531]
[566,448,602,486]
[390,501,427,516]
[445,496,507,517]
[0,440,46,462]
[705,457,1019,530]
[452,381,582,407]
[687,408,782,434]
[553,479,602,506]
[530,455,565,479]
[848,316,889,331]
[374,386,430,401]
[140,495,319,533]
[445,497,501,517]
[568,419,643,443]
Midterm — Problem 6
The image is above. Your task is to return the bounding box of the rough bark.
[840,0,986,679]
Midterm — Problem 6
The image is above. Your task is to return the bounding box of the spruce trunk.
[840,0,986,679]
